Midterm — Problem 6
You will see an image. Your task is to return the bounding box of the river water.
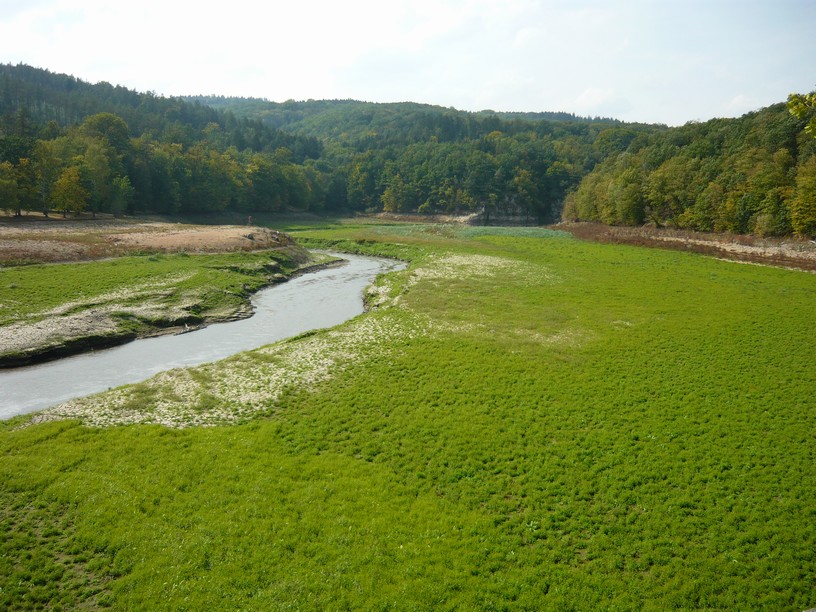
[0,252,404,420]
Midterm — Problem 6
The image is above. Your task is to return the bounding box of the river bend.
[0,252,404,419]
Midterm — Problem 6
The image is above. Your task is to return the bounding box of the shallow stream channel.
[0,252,405,420]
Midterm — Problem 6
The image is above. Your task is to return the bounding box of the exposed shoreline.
[555,222,816,272]
[0,257,345,370]
[0,217,344,369]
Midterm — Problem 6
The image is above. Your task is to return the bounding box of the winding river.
[0,252,404,420]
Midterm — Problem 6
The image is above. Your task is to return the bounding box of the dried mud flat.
[558,222,816,272]
[0,214,296,264]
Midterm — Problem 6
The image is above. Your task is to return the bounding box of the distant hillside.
[185,96,623,151]
[0,64,321,160]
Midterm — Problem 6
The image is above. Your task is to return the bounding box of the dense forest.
[562,105,816,237]
[186,96,649,223]
[1,64,814,235]
[0,64,324,217]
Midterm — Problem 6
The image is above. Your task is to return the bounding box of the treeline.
[191,97,649,223]
[2,64,814,236]
[563,103,816,237]
[0,65,633,223]
[0,64,326,217]
[0,112,324,217]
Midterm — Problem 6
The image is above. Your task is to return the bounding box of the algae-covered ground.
[1,222,814,609]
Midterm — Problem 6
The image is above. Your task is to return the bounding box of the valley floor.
[1,220,814,609]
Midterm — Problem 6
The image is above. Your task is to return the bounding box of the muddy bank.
[0,215,296,265]
[0,217,333,368]
[0,254,341,369]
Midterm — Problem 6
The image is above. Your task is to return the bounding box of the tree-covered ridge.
[0,64,325,217]
[2,64,814,236]
[0,64,635,223]
[187,96,625,151]
[189,96,661,223]
[0,64,322,161]
[563,102,816,237]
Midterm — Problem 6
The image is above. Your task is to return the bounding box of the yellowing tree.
[788,91,816,137]
[791,156,816,238]
[52,166,89,217]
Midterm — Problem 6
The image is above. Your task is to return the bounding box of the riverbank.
[2,252,401,422]
[0,252,343,369]
[0,218,330,367]
[556,222,816,272]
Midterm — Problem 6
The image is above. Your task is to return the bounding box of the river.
[0,252,404,420]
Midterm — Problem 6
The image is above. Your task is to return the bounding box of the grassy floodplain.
[1,221,815,609]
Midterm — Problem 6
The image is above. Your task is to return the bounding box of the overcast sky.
[0,0,813,126]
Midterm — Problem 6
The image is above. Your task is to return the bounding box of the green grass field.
[1,223,814,609]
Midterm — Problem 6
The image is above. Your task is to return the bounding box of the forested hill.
[0,63,326,217]
[186,96,620,149]
[562,103,816,237]
[190,94,816,236]
[1,63,814,236]
[0,64,322,161]
[0,64,645,224]
[184,95,656,223]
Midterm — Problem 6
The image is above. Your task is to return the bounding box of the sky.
[0,0,813,126]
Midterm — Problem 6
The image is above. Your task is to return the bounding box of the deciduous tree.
[52,165,89,217]
[0,161,19,214]
[788,91,816,137]
[790,156,816,237]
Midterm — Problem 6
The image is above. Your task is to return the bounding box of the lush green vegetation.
[185,98,659,223]
[195,95,816,234]
[0,63,324,217]
[2,222,814,609]
[0,249,303,325]
[563,103,816,236]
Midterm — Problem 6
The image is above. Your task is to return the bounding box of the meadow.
[1,222,814,609]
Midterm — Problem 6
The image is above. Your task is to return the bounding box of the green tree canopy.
[788,91,816,137]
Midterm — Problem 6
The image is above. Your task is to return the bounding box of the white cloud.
[0,0,814,125]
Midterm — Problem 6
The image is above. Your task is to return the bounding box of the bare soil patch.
[0,213,294,265]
